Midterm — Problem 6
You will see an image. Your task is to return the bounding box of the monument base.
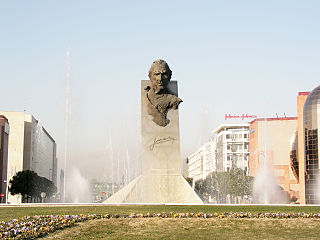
[104,174,203,204]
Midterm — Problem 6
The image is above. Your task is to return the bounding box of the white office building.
[187,123,250,181]
[214,124,250,174]
[187,141,216,182]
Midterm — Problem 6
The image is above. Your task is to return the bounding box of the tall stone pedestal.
[104,81,202,203]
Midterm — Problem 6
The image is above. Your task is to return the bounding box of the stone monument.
[105,60,202,203]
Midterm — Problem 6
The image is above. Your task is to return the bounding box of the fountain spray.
[63,51,71,202]
[108,132,114,195]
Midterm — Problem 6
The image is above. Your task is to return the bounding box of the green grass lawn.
[1,204,320,239]
[1,204,320,221]
[45,218,320,240]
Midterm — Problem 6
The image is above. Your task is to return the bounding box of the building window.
[305,128,319,204]
[226,134,230,139]
[231,144,237,152]
[232,155,238,161]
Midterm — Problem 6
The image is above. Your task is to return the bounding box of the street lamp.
[4,180,7,204]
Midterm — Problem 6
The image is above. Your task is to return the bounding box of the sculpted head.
[148,59,172,93]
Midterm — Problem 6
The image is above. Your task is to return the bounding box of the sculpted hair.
[148,59,172,80]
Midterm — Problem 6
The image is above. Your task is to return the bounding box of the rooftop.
[250,117,297,124]
[213,123,250,134]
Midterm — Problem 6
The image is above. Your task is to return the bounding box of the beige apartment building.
[0,111,57,203]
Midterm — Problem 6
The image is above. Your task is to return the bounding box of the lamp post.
[4,180,7,204]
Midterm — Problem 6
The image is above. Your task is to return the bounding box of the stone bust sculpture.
[145,59,183,127]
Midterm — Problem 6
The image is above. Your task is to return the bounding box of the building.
[289,90,320,204]
[187,123,249,181]
[300,88,320,204]
[295,92,310,204]
[247,90,320,204]
[249,117,299,200]
[0,111,57,203]
[214,124,250,174]
[187,141,216,182]
[0,116,9,203]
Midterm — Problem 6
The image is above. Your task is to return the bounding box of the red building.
[249,117,298,201]
[0,115,9,203]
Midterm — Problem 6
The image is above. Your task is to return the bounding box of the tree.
[9,170,38,202]
[39,176,57,198]
[9,170,57,202]
[194,168,254,203]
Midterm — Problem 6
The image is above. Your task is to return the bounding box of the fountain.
[252,118,288,204]
[66,167,90,203]
[59,57,297,205]
[253,151,287,203]
[63,51,71,202]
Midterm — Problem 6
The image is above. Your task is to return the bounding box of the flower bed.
[127,212,320,219]
[1,212,320,239]
[0,214,96,239]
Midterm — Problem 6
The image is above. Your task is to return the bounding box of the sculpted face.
[145,59,182,127]
[149,60,172,93]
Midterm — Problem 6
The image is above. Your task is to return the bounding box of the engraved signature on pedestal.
[149,136,176,151]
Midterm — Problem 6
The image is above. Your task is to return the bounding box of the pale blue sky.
[1,1,320,180]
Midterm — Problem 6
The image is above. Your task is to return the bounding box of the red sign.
[0,193,4,198]
[225,113,257,121]
[101,192,106,197]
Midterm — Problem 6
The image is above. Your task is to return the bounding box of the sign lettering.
[225,114,257,121]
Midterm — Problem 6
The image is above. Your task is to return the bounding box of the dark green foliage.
[38,176,57,198]
[9,170,57,202]
[8,170,38,197]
